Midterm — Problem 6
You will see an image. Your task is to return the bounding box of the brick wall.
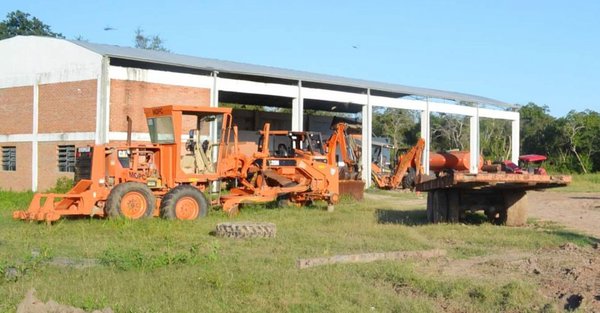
[0,86,33,134]
[0,142,31,191]
[37,140,93,191]
[110,80,211,133]
[38,80,97,133]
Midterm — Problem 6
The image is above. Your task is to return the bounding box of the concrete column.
[291,81,303,131]
[211,71,219,108]
[95,57,110,144]
[469,106,480,174]
[511,117,520,163]
[31,77,39,192]
[420,99,431,175]
[361,90,373,187]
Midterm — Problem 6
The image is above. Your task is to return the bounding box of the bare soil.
[371,190,600,311]
[16,289,113,313]
[528,191,600,238]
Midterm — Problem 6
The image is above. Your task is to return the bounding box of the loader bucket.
[13,180,104,223]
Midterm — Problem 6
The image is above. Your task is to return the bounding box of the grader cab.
[14,105,249,223]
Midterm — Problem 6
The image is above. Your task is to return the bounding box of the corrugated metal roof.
[70,40,512,108]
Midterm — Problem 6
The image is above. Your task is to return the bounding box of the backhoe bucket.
[13,180,104,222]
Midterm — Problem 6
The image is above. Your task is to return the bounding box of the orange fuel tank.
[429,151,483,172]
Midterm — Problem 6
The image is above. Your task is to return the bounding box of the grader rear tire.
[106,182,155,219]
[215,222,276,239]
[160,185,208,220]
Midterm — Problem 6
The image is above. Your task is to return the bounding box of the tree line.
[372,103,600,174]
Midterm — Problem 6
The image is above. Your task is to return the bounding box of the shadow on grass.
[546,229,599,246]
[569,196,600,200]
[375,209,488,226]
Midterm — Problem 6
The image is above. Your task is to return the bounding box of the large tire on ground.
[106,182,155,219]
[215,222,276,239]
[160,185,208,220]
[499,191,528,226]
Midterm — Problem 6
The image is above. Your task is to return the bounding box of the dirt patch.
[527,243,600,311]
[528,191,600,238]
[17,289,112,313]
[421,243,600,311]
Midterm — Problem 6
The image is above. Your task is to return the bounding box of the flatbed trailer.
[415,172,572,226]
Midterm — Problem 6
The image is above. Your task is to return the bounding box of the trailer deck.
[415,172,572,226]
[416,172,572,192]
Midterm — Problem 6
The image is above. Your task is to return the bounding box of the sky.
[2,0,599,117]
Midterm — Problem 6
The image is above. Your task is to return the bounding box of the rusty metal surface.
[416,172,572,192]
[339,180,365,200]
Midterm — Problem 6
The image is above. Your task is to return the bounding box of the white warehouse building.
[0,35,519,191]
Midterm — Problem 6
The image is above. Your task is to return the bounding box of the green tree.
[430,113,470,151]
[372,108,418,148]
[480,118,511,161]
[0,10,64,39]
[134,27,168,51]
[518,102,555,155]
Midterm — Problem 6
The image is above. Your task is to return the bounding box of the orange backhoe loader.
[326,121,425,190]
[14,105,251,223]
[220,124,339,213]
[371,138,425,189]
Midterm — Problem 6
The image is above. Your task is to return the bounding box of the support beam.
[291,81,303,131]
[420,100,431,175]
[361,90,373,187]
[469,107,480,174]
[511,117,520,163]
[95,57,110,144]
[31,77,39,192]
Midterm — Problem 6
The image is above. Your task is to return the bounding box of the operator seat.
[182,130,215,174]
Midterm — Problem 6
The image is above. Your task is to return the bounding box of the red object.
[519,155,547,163]
[429,151,483,172]
[502,160,523,174]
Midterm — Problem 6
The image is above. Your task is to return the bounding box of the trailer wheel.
[427,190,448,223]
[402,168,416,190]
[160,185,208,220]
[447,189,460,223]
[499,191,528,226]
[426,191,434,223]
[106,182,155,219]
[432,190,448,223]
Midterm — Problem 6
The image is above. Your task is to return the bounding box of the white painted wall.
[0,36,102,87]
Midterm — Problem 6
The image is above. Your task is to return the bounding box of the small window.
[58,145,76,172]
[2,146,16,171]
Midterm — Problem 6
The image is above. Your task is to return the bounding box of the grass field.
[557,173,600,192]
[0,187,596,312]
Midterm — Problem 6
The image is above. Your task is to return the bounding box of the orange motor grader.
[14,105,252,223]
[220,123,340,213]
